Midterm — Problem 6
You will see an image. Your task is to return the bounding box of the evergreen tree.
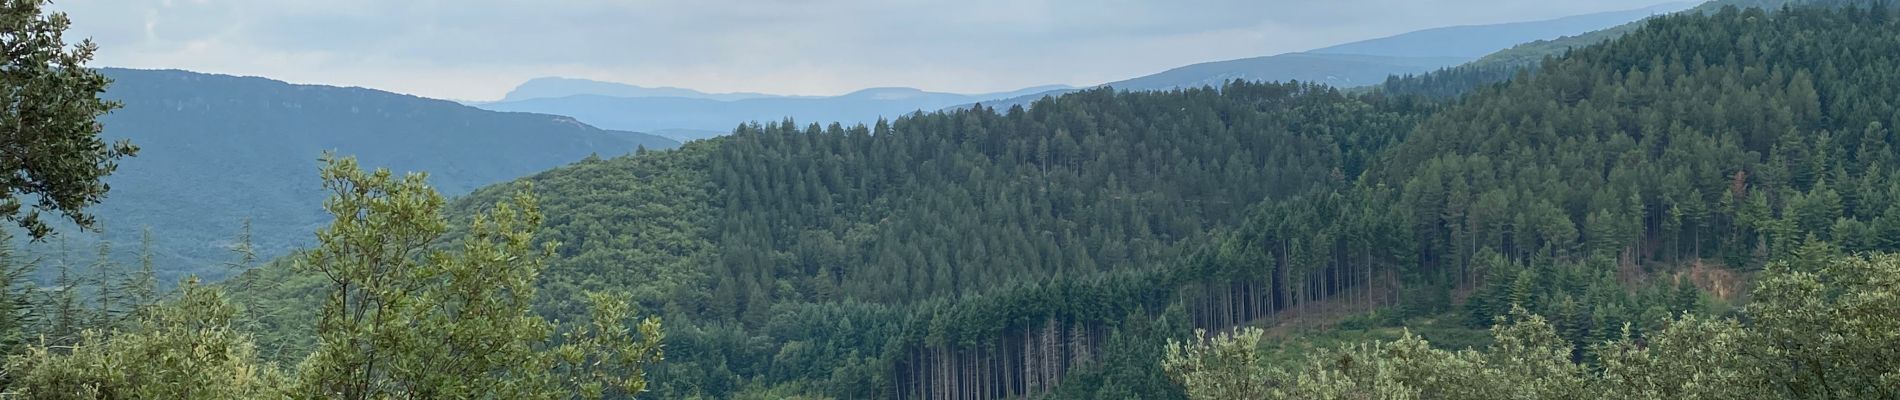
[40,240,80,346]
[85,239,119,330]
[123,229,159,318]
[0,230,34,360]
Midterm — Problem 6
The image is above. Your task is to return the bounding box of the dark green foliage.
[0,0,136,240]
[705,84,1421,309]
[236,81,1430,398]
[703,83,1421,397]
[1472,0,1814,72]
[1410,3,1900,269]
[228,2,1900,399]
[1378,63,1529,99]
[0,231,33,358]
[1384,1,1836,100]
[1239,1,1900,360]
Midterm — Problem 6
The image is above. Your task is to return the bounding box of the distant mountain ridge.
[1309,2,1696,58]
[1473,0,1806,68]
[1379,0,1817,100]
[946,2,1695,112]
[501,77,786,102]
[476,82,1074,139]
[24,68,678,283]
[1110,2,1693,92]
[1103,53,1470,92]
[482,3,1691,136]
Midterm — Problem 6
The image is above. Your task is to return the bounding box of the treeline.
[0,228,163,360]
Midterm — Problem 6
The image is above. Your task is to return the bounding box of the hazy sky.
[57,0,1674,100]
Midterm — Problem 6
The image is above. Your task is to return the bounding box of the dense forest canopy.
[6,0,1900,399]
[229,80,1439,398]
[217,2,1900,399]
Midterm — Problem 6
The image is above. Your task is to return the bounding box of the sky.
[57,0,1675,100]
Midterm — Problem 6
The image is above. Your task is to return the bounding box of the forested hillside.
[219,2,1900,399]
[1222,0,1900,362]
[1464,0,1806,71]
[1307,2,1694,59]
[234,81,1435,397]
[1170,3,1900,397]
[1383,0,1811,100]
[954,3,1689,112]
[19,69,677,283]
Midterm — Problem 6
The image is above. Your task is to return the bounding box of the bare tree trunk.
[1048,316,1064,396]
[1365,246,1374,310]
[1023,324,1034,396]
[1004,336,1015,399]
[942,348,949,400]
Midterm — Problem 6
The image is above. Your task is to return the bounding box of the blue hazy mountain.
[477,84,1073,139]
[479,4,1688,136]
[1106,2,1694,92]
[1474,0,1791,67]
[950,2,1694,112]
[1103,53,1472,92]
[27,68,678,282]
[1309,2,1696,59]
[500,77,787,102]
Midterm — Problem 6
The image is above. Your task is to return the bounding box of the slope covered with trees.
[1107,3,1691,93]
[234,81,1436,398]
[1175,2,1900,398]
[1385,0,1811,99]
[961,4,1689,112]
[219,1,1900,399]
[21,69,678,283]
[1473,0,1808,69]
[1308,2,1695,59]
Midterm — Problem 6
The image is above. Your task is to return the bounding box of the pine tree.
[0,230,34,358]
[41,239,81,345]
[123,228,158,318]
[86,238,119,330]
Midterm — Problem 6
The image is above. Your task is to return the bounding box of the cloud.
[53,0,1677,100]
